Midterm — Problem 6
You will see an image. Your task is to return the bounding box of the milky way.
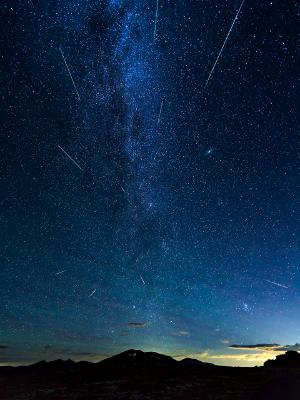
[1,0,299,366]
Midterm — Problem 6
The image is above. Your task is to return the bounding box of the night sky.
[1,0,299,367]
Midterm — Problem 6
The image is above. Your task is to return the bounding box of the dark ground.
[1,350,300,400]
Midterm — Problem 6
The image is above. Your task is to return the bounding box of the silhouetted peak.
[119,349,144,358]
[28,359,75,371]
[180,357,215,367]
[264,351,300,368]
[100,349,176,367]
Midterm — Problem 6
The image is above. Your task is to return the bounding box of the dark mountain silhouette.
[264,350,300,368]
[29,358,76,371]
[1,350,300,399]
[179,357,215,367]
[100,349,177,367]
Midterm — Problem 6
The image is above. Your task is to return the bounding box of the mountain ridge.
[2,349,300,371]
[1,350,300,400]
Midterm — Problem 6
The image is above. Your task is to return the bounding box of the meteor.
[204,0,245,87]
[88,289,96,297]
[55,270,66,276]
[58,145,83,171]
[157,100,163,125]
[153,0,159,40]
[59,47,81,100]
[265,280,288,289]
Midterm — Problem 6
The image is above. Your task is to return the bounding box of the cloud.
[229,343,300,352]
[229,343,280,351]
[0,345,8,349]
[170,331,189,337]
[220,340,230,344]
[128,322,148,328]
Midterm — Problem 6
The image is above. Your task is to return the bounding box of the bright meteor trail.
[59,47,81,100]
[204,0,245,87]
[265,280,289,289]
[153,0,159,40]
[55,270,66,276]
[58,145,83,171]
[157,100,163,125]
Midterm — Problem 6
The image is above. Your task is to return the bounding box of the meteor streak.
[59,47,81,100]
[89,289,96,297]
[204,0,245,87]
[58,145,83,171]
[55,270,66,276]
[265,280,288,289]
[157,100,163,125]
[153,0,159,40]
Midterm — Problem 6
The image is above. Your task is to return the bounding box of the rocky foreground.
[1,350,300,399]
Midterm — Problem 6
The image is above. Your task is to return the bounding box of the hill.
[264,350,300,368]
[1,349,300,399]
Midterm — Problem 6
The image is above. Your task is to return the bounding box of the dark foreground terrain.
[1,350,300,400]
